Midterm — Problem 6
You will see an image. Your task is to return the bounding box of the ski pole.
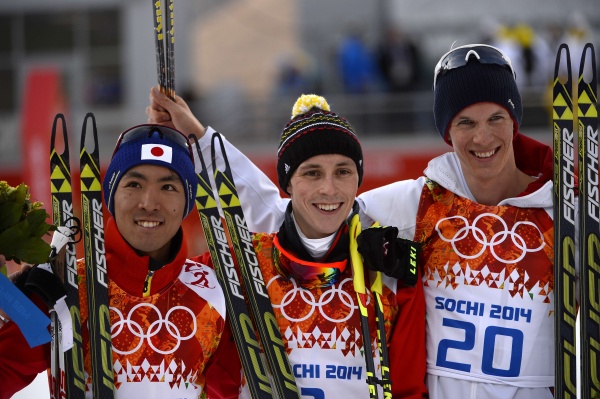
[350,214,379,399]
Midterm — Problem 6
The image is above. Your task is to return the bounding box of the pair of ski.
[190,133,299,399]
[49,113,113,399]
[553,42,599,399]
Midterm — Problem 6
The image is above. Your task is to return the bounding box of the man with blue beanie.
[0,124,240,398]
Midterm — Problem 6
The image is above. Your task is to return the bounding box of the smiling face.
[447,102,518,185]
[287,154,359,239]
[113,164,186,262]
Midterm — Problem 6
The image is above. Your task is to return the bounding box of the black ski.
[80,113,114,398]
[577,42,599,399]
[553,43,578,399]
[152,0,175,100]
[190,135,273,399]
[152,0,167,97]
[50,114,86,399]
[210,133,300,399]
[165,0,175,99]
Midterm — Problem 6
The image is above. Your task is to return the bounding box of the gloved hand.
[14,263,66,309]
[356,225,420,286]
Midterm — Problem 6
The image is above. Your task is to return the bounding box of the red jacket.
[0,217,239,399]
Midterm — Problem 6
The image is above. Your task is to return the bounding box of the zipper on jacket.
[142,270,155,297]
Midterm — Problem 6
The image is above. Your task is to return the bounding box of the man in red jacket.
[0,124,239,399]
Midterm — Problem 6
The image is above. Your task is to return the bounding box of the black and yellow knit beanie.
[276,94,363,194]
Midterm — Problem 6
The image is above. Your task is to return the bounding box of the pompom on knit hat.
[277,94,364,194]
[102,124,197,219]
[433,44,523,145]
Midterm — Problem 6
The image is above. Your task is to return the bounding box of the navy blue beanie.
[103,125,197,219]
[433,60,522,145]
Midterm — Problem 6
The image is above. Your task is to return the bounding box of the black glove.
[356,225,420,286]
[14,264,66,308]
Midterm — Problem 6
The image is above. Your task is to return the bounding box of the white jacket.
[358,151,557,399]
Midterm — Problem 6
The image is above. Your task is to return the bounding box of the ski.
[152,0,175,100]
[152,0,167,97]
[50,114,86,399]
[79,113,114,398]
[210,133,300,399]
[577,42,599,399]
[553,43,578,399]
[189,135,273,399]
[165,0,175,100]
[371,273,392,399]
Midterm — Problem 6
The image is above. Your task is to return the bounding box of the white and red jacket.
[357,133,561,399]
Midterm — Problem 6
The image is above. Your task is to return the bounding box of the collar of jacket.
[512,131,555,196]
[105,216,188,297]
[276,201,355,264]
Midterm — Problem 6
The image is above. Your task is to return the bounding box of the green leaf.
[26,209,53,238]
[12,237,51,264]
[26,208,48,226]
[0,222,29,255]
[12,183,28,205]
[0,181,54,265]
[0,222,51,264]
[0,202,24,232]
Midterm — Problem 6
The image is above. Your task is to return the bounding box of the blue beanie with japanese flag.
[102,124,197,219]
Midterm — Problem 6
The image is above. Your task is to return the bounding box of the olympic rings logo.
[435,213,545,264]
[111,303,197,355]
[268,276,368,323]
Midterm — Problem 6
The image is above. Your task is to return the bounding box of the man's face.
[113,164,186,262]
[447,102,516,184]
[287,154,359,239]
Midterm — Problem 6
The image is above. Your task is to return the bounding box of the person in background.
[377,27,420,92]
[337,24,382,94]
[0,124,238,399]
[148,42,554,398]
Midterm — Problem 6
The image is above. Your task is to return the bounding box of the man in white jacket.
[147,43,557,399]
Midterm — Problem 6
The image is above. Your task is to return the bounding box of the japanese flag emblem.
[141,144,172,163]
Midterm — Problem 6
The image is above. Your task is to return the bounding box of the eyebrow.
[122,169,180,183]
[299,160,354,169]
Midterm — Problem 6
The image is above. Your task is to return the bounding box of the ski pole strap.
[25,264,73,351]
[0,273,51,347]
[21,264,66,307]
